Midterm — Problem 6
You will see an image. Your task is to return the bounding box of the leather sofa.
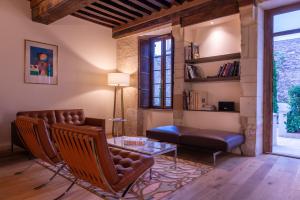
[11,109,105,152]
[146,125,245,165]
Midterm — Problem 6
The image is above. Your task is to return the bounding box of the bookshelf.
[182,14,242,132]
[185,76,240,83]
[183,51,241,112]
[185,53,241,64]
[185,110,240,113]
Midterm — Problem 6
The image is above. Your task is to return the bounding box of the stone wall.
[274,38,300,103]
[239,5,264,156]
[116,36,139,136]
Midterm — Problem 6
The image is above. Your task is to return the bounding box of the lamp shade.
[107,73,130,86]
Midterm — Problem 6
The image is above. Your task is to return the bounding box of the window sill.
[140,108,173,112]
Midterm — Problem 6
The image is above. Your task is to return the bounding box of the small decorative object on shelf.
[218,101,235,112]
[183,90,211,111]
[185,42,200,60]
[185,64,201,80]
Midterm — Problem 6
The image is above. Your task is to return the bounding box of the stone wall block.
[240,97,257,117]
[241,75,257,83]
[241,83,257,97]
[241,59,257,76]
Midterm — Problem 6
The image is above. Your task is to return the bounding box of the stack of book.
[185,42,200,60]
[185,64,200,80]
[183,90,207,110]
[216,61,240,77]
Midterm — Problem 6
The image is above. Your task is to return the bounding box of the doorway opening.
[271,7,300,157]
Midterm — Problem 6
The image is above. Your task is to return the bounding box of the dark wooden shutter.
[138,37,151,108]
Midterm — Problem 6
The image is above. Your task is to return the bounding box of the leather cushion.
[146,125,181,144]
[17,110,56,127]
[55,109,85,125]
[109,147,154,191]
[147,125,245,152]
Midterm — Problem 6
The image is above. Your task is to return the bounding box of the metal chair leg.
[239,145,244,156]
[53,178,77,200]
[121,182,134,197]
[14,161,35,175]
[34,163,66,190]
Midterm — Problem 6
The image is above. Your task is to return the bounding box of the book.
[183,90,208,110]
[215,61,240,77]
[186,64,200,79]
[185,42,200,60]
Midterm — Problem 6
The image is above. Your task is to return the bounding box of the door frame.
[263,2,300,153]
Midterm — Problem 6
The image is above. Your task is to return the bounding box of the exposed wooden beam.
[128,0,158,12]
[31,0,97,24]
[181,0,240,27]
[77,9,121,26]
[119,0,153,15]
[95,0,142,18]
[147,0,172,9]
[72,13,114,28]
[238,0,256,7]
[112,0,210,38]
[110,0,151,16]
[136,0,161,11]
[89,4,134,21]
[112,0,257,38]
[83,6,128,24]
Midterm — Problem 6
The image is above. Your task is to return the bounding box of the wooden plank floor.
[0,152,300,200]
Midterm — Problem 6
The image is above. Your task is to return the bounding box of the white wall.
[0,0,116,150]
[191,17,241,57]
[183,16,242,133]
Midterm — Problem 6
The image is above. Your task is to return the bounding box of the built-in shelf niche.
[183,14,242,113]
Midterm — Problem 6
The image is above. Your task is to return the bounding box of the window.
[139,34,174,109]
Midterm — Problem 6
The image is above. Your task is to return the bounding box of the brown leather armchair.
[15,116,65,190]
[52,124,154,199]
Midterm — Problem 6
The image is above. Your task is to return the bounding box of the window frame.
[150,34,174,109]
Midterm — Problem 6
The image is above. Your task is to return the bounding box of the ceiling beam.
[83,6,128,24]
[94,0,142,18]
[238,0,257,7]
[128,0,158,12]
[112,0,210,38]
[72,12,114,28]
[109,0,151,16]
[112,0,257,39]
[89,3,135,21]
[76,9,121,26]
[136,0,161,11]
[31,0,97,24]
[180,0,240,27]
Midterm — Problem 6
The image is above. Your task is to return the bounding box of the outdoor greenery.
[286,86,300,133]
[273,58,279,114]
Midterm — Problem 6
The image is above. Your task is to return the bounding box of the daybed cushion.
[146,125,245,152]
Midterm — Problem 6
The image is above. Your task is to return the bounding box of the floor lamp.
[108,72,130,137]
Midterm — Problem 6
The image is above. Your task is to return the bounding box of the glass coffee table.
[107,136,177,178]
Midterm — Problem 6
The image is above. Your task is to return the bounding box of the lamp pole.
[112,85,126,137]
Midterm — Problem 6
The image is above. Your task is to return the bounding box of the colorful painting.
[25,40,58,84]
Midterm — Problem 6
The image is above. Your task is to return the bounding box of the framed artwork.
[24,40,58,85]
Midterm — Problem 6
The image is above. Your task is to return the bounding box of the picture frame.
[24,40,58,85]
